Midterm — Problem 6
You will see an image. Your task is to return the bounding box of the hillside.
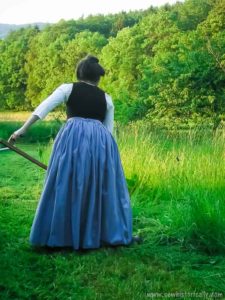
[0,23,49,39]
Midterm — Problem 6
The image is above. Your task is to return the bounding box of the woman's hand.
[8,127,26,144]
[7,114,40,144]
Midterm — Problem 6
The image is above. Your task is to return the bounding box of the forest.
[0,0,224,129]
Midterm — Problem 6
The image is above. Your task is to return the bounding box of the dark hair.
[76,55,105,83]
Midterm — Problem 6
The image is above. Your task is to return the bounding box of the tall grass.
[0,111,65,142]
[117,125,225,254]
[0,121,62,142]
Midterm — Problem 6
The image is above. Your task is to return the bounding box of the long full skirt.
[29,117,133,249]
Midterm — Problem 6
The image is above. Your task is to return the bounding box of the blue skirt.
[29,117,133,249]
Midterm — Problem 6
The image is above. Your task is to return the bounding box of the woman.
[9,55,141,250]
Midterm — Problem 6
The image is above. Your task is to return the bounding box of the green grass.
[0,110,65,143]
[0,123,225,299]
[119,127,225,255]
[0,121,62,142]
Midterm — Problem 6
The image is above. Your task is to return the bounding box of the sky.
[0,0,182,25]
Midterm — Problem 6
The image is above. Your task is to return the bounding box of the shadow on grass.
[30,241,142,256]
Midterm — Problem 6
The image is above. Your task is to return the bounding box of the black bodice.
[66,82,107,122]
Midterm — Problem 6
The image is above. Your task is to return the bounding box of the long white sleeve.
[103,93,114,134]
[32,83,73,120]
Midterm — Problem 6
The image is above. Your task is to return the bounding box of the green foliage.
[0,0,225,127]
[25,26,72,107]
[100,9,181,122]
[0,27,39,110]
[170,0,215,31]
[26,30,107,107]
[76,11,144,38]
[136,0,225,128]
[100,26,144,122]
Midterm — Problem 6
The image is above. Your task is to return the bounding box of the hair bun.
[86,55,99,64]
[76,54,105,82]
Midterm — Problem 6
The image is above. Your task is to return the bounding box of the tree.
[170,0,215,31]
[0,27,39,110]
[101,9,179,122]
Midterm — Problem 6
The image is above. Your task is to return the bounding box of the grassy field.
[0,116,225,299]
[0,111,65,122]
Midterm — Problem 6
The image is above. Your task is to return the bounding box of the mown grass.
[0,120,225,299]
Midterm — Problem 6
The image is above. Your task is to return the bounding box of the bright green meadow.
[0,116,225,299]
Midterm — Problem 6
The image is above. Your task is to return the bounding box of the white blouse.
[32,83,114,134]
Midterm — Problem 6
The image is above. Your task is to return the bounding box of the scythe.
[0,139,47,170]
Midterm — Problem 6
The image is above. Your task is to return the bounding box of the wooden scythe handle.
[0,139,47,170]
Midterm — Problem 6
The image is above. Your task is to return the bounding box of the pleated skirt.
[29,117,133,250]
